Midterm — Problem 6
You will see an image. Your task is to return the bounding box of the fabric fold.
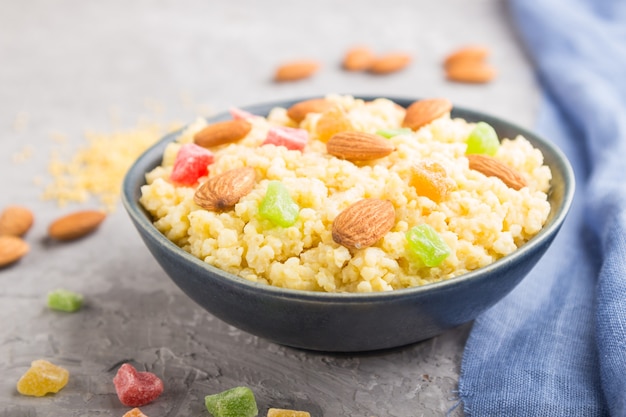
[458,0,626,415]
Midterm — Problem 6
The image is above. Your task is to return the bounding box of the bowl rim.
[122,95,575,303]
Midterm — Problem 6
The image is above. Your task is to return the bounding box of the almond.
[194,119,252,148]
[274,60,321,82]
[402,98,453,131]
[0,235,29,267]
[343,46,376,71]
[467,154,527,190]
[194,167,256,211]
[326,131,395,161]
[286,98,333,123]
[369,52,412,74]
[48,210,107,241]
[0,205,34,237]
[443,45,496,84]
[446,62,497,84]
[332,199,396,249]
[443,45,490,69]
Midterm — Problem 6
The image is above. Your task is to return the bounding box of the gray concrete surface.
[0,0,539,415]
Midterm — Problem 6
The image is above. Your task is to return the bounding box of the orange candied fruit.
[315,106,354,143]
[410,160,453,203]
[123,408,149,417]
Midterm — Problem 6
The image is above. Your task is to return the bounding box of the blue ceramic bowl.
[122,96,575,352]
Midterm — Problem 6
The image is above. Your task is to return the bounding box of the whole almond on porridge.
[332,199,396,249]
[287,98,333,123]
[444,45,490,69]
[369,52,412,74]
[326,131,395,161]
[48,210,107,241]
[0,205,34,237]
[0,235,29,267]
[274,60,321,82]
[402,98,453,131]
[446,62,497,84]
[467,154,527,190]
[194,119,252,148]
[343,46,376,71]
[194,167,256,211]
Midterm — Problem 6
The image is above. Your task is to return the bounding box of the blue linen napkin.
[458,0,626,415]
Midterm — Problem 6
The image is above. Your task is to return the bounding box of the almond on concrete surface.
[369,52,412,74]
[467,154,527,190]
[443,45,490,69]
[342,46,376,71]
[446,62,497,84]
[332,199,396,249]
[0,205,34,237]
[286,98,333,123]
[194,119,252,148]
[0,235,29,268]
[194,167,256,211]
[48,210,107,241]
[274,60,321,82]
[326,131,395,161]
[402,98,453,131]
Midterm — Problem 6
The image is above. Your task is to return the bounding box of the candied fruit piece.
[409,160,453,203]
[315,106,354,143]
[229,107,255,120]
[259,181,299,227]
[465,121,499,155]
[262,126,309,151]
[113,363,164,407]
[170,143,214,186]
[375,127,412,138]
[267,408,311,417]
[123,408,149,417]
[406,224,450,267]
[204,386,258,417]
[47,289,83,312]
[16,359,69,397]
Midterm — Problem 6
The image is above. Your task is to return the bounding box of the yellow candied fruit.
[409,160,454,203]
[315,106,354,143]
[267,408,311,417]
[16,359,69,397]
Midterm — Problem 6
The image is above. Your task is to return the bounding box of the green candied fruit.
[47,289,83,312]
[465,122,500,155]
[205,386,259,417]
[375,128,412,138]
[406,224,450,267]
[259,181,299,227]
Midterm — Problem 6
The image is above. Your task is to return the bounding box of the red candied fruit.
[229,107,255,120]
[262,126,309,151]
[113,363,164,407]
[170,143,214,186]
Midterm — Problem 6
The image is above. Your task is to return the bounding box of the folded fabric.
[458,0,626,415]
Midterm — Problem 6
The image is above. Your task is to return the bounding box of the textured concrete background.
[0,0,539,415]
